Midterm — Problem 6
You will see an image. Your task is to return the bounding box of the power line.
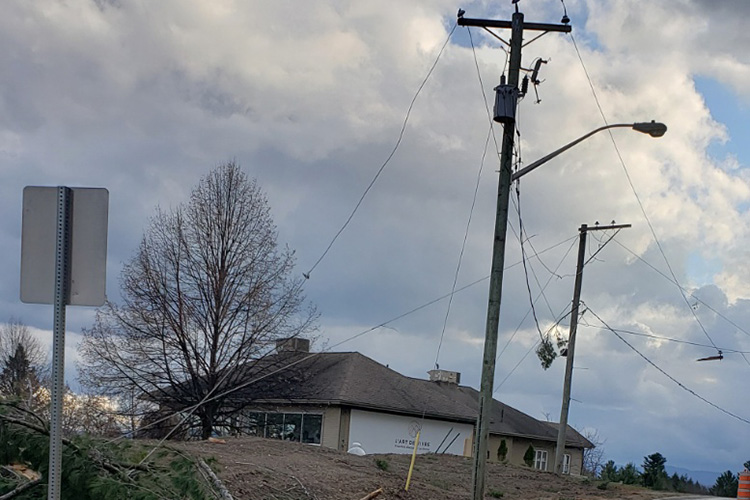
[304,22,458,278]
[585,306,750,426]
[578,320,750,354]
[434,27,497,370]
[567,31,720,353]
[125,232,581,452]
[613,239,750,367]
[496,238,578,361]
[495,303,573,393]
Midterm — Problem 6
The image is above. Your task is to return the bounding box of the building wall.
[561,446,585,475]
[347,409,474,456]
[237,403,586,474]
[337,407,351,451]
[321,406,341,449]
[488,435,515,463]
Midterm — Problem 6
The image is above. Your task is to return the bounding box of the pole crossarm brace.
[458,17,572,33]
[511,121,667,181]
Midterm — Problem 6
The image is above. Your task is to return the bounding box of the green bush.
[523,445,535,467]
[497,439,508,462]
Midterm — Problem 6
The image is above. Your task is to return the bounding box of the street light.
[511,121,667,181]
[473,118,667,490]
[509,120,666,476]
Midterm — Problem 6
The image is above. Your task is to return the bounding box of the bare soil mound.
[175,436,676,500]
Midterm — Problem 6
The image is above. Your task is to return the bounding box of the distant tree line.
[598,451,747,497]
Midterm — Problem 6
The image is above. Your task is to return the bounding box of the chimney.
[275,337,310,353]
[428,369,461,385]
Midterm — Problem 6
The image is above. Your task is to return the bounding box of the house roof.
[230,350,592,449]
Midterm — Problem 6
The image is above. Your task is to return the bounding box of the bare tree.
[79,162,317,439]
[581,427,606,477]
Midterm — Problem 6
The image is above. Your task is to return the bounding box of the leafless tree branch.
[79,162,317,439]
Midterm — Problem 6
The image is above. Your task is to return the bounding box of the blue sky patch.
[694,76,750,168]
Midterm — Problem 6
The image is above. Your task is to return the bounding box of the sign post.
[21,186,108,500]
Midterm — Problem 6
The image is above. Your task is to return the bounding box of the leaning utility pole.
[554,222,630,474]
[457,5,570,499]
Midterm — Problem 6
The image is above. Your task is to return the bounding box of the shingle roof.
[232,351,592,449]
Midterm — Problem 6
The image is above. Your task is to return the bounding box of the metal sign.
[19,186,108,500]
[20,186,109,306]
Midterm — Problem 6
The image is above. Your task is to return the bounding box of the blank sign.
[21,186,109,306]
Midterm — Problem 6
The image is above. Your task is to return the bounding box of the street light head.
[632,121,667,137]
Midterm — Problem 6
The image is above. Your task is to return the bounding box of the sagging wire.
[586,305,750,426]
[565,17,721,356]
[304,22,459,279]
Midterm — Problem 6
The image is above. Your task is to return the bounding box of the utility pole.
[457,6,570,500]
[554,222,630,474]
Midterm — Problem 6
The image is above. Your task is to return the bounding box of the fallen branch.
[290,473,316,499]
[0,477,43,500]
[358,487,383,500]
[0,412,150,480]
[198,459,234,500]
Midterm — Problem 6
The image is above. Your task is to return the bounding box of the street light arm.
[510,121,666,181]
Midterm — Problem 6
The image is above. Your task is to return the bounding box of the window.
[301,414,322,444]
[534,450,548,471]
[265,413,284,439]
[562,454,571,475]
[240,411,322,445]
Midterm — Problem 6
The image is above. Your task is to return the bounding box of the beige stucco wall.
[321,406,341,449]
[466,434,585,474]
[238,404,587,474]
[488,435,514,463]
[337,408,351,451]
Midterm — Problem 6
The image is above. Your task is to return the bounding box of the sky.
[1,0,749,478]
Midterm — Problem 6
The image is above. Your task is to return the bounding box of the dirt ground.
[176,436,678,500]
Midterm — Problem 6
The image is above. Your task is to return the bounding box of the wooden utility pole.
[554,222,630,474]
[457,7,570,500]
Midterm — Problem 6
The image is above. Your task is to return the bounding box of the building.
[224,339,593,475]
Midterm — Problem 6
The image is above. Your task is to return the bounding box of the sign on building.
[348,409,473,456]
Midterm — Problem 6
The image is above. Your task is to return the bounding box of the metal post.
[554,224,587,474]
[471,11,524,500]
[49,187,72,500]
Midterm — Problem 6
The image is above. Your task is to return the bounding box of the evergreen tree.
[619,462,641,485]
[599,460,618,482]
[641,452,668,490]
[497,439,508,462]
[523,445,535,467]
[711,470,739,498]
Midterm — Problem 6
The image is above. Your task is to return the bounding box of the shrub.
[523,445,535,467]
[497,439,508,462]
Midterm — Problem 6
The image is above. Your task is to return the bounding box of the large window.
[562,454,571,475]
[534,449,548,471]
[240,412,322,445]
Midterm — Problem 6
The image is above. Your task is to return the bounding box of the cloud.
[0,0,748,474]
